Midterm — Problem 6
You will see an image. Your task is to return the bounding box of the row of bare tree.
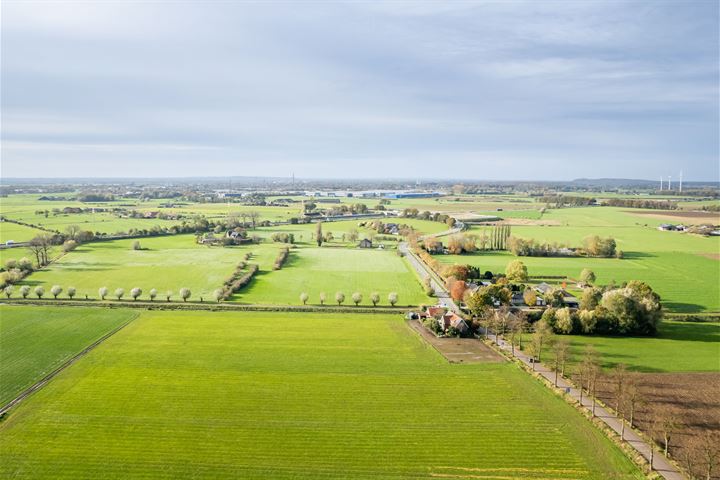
[485,315,718,480]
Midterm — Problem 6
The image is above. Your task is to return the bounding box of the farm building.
[438,312,469,335]
[358,239,373,248]
[534,282,553,295]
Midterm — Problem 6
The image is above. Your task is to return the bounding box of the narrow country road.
[399,242,459,312]
[491,335,685,480]
[401,239,684,480]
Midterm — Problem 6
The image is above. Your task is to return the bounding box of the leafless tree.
[621,378,642,440]
[695,429,720,480]
[612,363,628,413]
[64,224,81,241]
[655,403,681,457]
[580,346,600,415]
[551,338,570,387]
[248,211,260,229]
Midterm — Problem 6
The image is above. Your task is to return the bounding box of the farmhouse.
[438,312,469,335]
[534,282,553,295]
[562,292,580,309]
[358,238,373,248]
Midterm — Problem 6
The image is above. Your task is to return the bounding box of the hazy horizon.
[2,1,718,180]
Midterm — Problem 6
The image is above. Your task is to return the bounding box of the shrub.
[300,292,309,305]
[20,285,30,299]
[67,287,76,299]
[541,307,557,329]
[132,240,142,250]
[99,287,109,300]
[554,307,576,334]
[319,292,327,305]
[115,288,125,300]
[17,257,34,272]
[370,292,380,306]
[180,288,191,302]
[213,289,224,302]
[273,247,290,270]
[221,264,259,299]
[62,240,78,253]
[35,286,45,299]
[4,285,13,298]
[335,292,345,306]
[578,309,597,334]
[352,292,362,306]
[388,292,398,306]
[149,288,158,301]
[131,287,142,301]
[271,232,295,244]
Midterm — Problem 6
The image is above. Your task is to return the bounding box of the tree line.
[299,291,399,307]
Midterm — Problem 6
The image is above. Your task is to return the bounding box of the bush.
[554,307,576,334]
[62,240,78,253]
[222,264,259,299]
[273,247,290,270]
[271,232,295,244]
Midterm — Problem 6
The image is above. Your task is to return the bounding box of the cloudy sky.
[1,0,718,180]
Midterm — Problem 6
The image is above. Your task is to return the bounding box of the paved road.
[491,335,685,480]
[399,242,458,312]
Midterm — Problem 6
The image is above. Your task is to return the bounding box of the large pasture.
[0,221,47,243]
[0,306,137,406]
[235,246,431,306]
[20,235,256,299]
[452,207,720,312]
[546,320,720,373]
[0,309,641,479]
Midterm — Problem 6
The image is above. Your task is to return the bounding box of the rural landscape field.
[1,1,719,480]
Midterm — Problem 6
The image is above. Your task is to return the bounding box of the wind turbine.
[679,171,683,193]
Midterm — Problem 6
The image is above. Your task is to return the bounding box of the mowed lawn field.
[0,306,137,406]
[234,246,431,306]
[0,310,642,479]
[20,235,252,300]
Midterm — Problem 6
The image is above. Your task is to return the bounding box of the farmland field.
[0,306,137,406]
[0,221,46,243]
[444,207,720,312]
[551,320,720,373]
[0,309,642,479]
[234,246,431,306]
[19,235,261,300]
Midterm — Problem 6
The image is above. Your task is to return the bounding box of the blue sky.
[1,0,718,180]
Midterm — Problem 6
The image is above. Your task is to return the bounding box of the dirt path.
[407,320,503,363]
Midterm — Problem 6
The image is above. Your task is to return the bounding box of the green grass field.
[0,309,641,479]
[449,207,720,312]
[552,320,720,373]
[0,222,47,243]
[19,235,255,300]
[234,246,431,306]
[0,306,137,406]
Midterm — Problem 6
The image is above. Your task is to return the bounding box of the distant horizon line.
[1,175,717,184]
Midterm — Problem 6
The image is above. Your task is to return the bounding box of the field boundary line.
[0,299,409,314]
[0,312,140,417]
